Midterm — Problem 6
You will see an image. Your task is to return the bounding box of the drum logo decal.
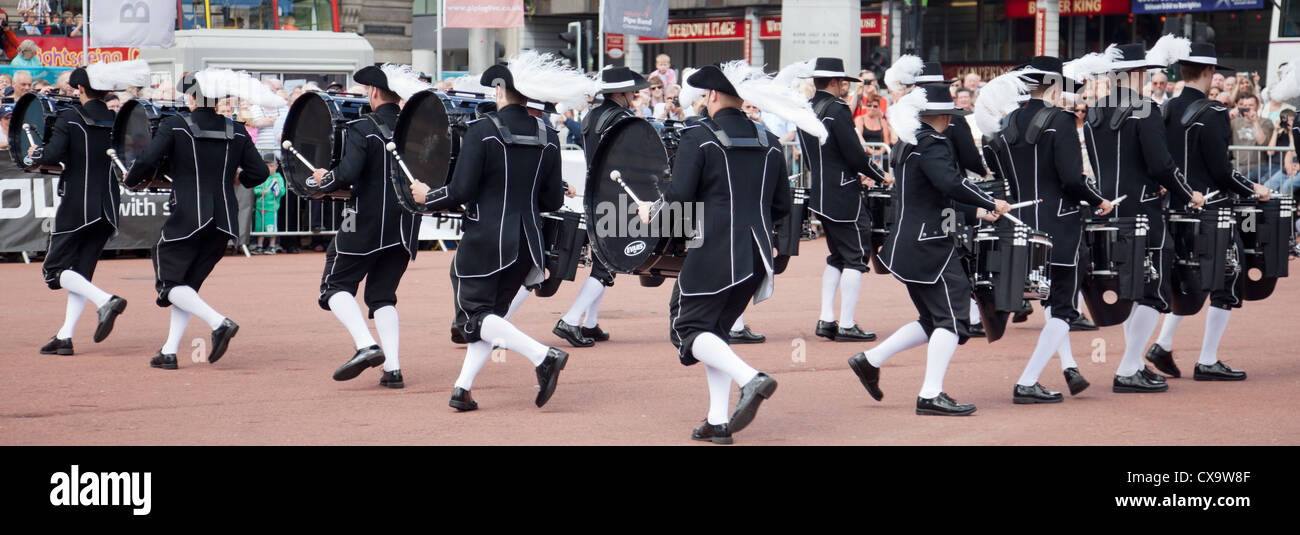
[624,241,647,256]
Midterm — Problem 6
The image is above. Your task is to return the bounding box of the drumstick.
[22,124,40,166]
[105,148,128,175]
[609,170,646,204]
[1000,211,1026,227]
[385,142,418,185]
[1007,199,1041,210]
[1082,194,1127,215]
[281,140,319,171]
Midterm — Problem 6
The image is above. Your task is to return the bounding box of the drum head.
[281,92,341,194]
[112,99,157,167]
[394,90,453,188]
[586,118,669,273]
[9,93,51,165]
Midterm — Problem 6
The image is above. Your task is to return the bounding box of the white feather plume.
[1146,34,1191,68]
[380,63,433,101]
[678,67,706,117]
[508,50,599,110]
[1063,47,1122,82]
[451,74,493,96]
[973,70,1028,136]
[86,59,150,91]
[773,59,814,89]
[193,68,286,108]
[884,54,924,91]
[1270,63,1300,103]
[719,60,828,143]
[888,87,928,145]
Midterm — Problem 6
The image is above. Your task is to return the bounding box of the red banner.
[26,37,138,68]
[444,0,524,29]
[605,33,626,60]
[638,18,745,42]
[1006,0,1131,18]
[757,13,888,40]
[942,63,1021,81]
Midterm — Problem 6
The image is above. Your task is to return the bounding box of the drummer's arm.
[319,124,365,193]
[235,124,269,187]
[663,134,705,205]
[769,135,792,222]
[537,136,565,212]
[919,138,997,211]
[1204,112,1259,198]
[1138,111,1194,200]
[34,114,70,166]
[123,118,175,189]
[832,104,885,182]
[1054,116,1106,206]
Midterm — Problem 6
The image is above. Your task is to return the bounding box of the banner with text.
[603,0,669,39]
[444,0,524,29]
[1005,0,1131,18]
[779,0,861,69]
[24,37,139,68]
[1131,0,1264,13]
[89,0,177,48]
[0,174,170,253]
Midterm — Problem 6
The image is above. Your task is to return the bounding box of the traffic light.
[559,21,583,69]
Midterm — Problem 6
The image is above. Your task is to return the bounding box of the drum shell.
[1079,216,1149,326]
[280,91,369,201]
[1236,197,1294,300]
[533,211,587,298]
[865,187,894,274]
[391,90,495,214]
[8,93,76,173]
[772,186,806,273]
[1167,209,1236,315]
[111,99,184,191]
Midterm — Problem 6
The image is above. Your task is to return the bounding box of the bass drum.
[112,99,186,191]
[280,91,369,200]
[8,93,76,172]
[585,117,687,281]
[1236,197,1295,301]
[391,89,495,214]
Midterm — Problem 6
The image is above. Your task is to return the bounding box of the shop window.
[1282,0,1300,38]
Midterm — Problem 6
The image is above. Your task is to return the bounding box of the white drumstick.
[1000,211,1026,226]
[1007,199,1041,210]
[281,140,319,171]
[105,148,128,175]
[385,142,418,185]
[609,170,645,204]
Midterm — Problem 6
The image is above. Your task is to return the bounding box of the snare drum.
[533,210,587,298]
[8,93,77,172]
[865,186,894,274]
[1235,196,1295,300]
[281,91,370,200]
[112,99,187,191]
[1079,215,1149,326]
[968,223,1052,342]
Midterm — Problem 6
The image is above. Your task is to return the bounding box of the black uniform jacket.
[580,98,633,168]
[878,123,999,284]
[799,90,885,222]
[663,107,792,301]
[1161,87,1256,207]
[424,104,565,282]
[1003,99,1106,265]
[946,114,988,177]
[124,107,268,241]
[317,103,421,257]
[1083,86,1193,243]
[36,99,119,234]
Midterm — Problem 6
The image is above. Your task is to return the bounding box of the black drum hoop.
[584,117,675,275]
[8,93,74,172]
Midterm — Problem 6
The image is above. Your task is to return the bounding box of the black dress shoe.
[916,392,977,416]
[208,318,239,364]
[728,326,766,344]
[150,352,178,370]
[1063,367,1090,395]
[1013,383,1064,404]
[1193,361,1246,381]
[1012,303,1032,323]
[333,345,385,381]
[847,352,883,401]
[691,421,734,445]
[968,323,986,338]
[1145,344,1180,378]
[449,387,478,411]
[815,320,838,340]
[40,336,74,356]
[1139,366,1167,384]
[1069,315,1099,331]
[93,296,127,343]
[450,325,466,344]
[534,348,569,408]
[1113,372,1169,393]
[552,320,594,348]
[729,373,778,433]
[580,324,610,342]
[379,369,405,389]
[835,325,877,342]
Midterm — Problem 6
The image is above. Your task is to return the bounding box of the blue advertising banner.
[1132,0,1265,14]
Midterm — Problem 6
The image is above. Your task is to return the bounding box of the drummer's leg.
[1018,264,1076,388]
[1117,245,1170,377]
[819,221,845,324]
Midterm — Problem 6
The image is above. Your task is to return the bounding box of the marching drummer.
[409,51,594,411]
[847,84,1011,416]
[33,59,148,356]
[1081,41,1204,393]
[1147,41,1268,382]
[308,64,430,389]
[797,57,887,344]
[634,62,802,443]
[552,66,650,348]
[124,68,277,370]
[977,56,1112,404]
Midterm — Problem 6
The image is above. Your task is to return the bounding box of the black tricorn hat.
[480,63,515,92]
[599,66,651,94]
[68,67,90,90]
[915,62,956,85]
[1014,56,1064,85]
[917,84,971,117]
[809,58,863,82]
[686,65,739,98]
[1176,42,1236,72]
[354,65,391,92]
[1110,43,1158,72]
